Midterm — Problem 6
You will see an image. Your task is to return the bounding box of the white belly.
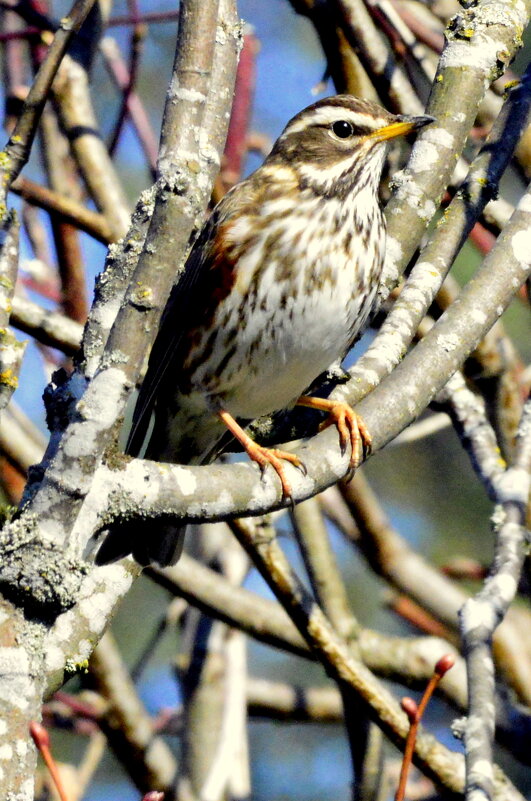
[189,194,384,420]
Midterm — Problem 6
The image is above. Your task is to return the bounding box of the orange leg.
[218,409,305,500]
[296,396,371,472]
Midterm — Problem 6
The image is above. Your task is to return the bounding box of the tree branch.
[458,398,531,801]
[0,0,97,207]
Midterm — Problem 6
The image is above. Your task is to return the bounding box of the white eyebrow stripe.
[282,107,389,136]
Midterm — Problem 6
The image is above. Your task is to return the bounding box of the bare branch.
[11,175,116,244]
[11,294,82,354]
[382,0,531,289]
[0,0,97,205]
[335,0,424,114]
[436,372,505,500]
[458,399,531,801]
[89,631,177,793]
[3,0,241,610]
[225,518,516,797]
[339,471,531,704]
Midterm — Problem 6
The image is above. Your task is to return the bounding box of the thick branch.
[382,0,531,290]
[459,400,531,801]
[3,0,241,618]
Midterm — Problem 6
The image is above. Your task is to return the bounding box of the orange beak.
[367,114,435,143]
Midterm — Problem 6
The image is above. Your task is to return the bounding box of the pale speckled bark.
[0,3,240,798]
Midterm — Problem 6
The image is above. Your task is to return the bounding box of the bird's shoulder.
[126,161,298,455]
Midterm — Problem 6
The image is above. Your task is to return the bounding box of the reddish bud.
[401,697,418,723]
[29,721,50,749]
[435,653,455,677]
[142,794,165,801]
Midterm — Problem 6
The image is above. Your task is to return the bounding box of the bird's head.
[269,95,434,197]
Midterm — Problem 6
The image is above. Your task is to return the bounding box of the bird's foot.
[217,409,305,501]
[244,442,305,500]
[296,396,371,474]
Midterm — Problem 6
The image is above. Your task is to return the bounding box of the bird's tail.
[94,421,234,567]
[94,521,186,567]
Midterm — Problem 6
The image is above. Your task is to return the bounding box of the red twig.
[441,558,487,580]
[0,10,179,36]
[0,26,41,42]
[20,274,61,302]
[107,0,145,158]
[469,221,496,255]
[100,36,158,173]
[53,690,101,720]
[395,655,455,801]
[0,454,26,502]
[29,721,70,801]
[217,30,258,194]
[368,4,407,58]
[388,595,456,641]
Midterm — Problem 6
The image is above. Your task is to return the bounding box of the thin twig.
[30,721,70,801]
[292,497,382,801]
[11,175,116,243]
[89,631,176,793]
[335,0,424,114]
[100,35,159,173]
[107,1,145,158]
[435,371,506,501]
[395,656,455,801]
[0,0,97,206]
[11,294,82,354]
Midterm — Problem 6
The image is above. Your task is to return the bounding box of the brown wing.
[126,209,222,456]
[125,163,288,457]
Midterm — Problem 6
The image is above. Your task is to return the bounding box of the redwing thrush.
[96,95,432,566]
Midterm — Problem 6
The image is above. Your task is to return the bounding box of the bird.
[96,94,433,567]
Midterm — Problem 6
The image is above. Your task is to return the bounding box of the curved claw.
[314,402,371,471]
[248,443,306,501]
[218,408,306,501]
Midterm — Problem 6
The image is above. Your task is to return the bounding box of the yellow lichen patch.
[64,658,90,675]
[0,369,18,389]
[503,79,520,98]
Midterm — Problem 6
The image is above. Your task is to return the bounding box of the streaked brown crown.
[266,95,432,197]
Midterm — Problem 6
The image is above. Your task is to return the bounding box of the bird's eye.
[332,120,354,138]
